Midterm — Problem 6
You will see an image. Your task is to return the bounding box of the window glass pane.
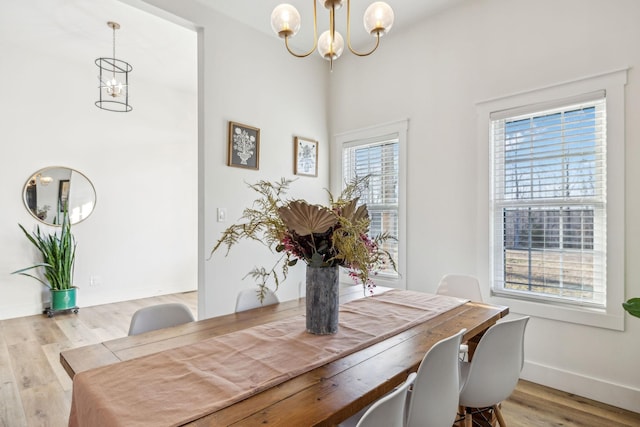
[344,139,399,276]
[492,97,606,306]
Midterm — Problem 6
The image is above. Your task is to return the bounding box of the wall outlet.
[89,276,102,287]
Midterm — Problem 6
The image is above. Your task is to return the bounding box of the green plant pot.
[51,288,76,311]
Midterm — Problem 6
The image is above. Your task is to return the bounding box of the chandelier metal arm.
[348,32,380,57]
[282,0,319,58]
[284,35,317,58]
[346,0,381,57]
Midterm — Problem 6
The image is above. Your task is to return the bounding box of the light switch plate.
[217,208,227,222]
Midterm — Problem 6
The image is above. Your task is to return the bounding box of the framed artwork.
[228,121,260,170]
[294,136,318,177]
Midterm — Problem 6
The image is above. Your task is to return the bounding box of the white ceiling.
[0,0,197,93]
[0,0,464,92]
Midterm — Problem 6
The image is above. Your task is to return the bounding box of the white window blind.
[492,93,607,307]
[343,137,399,276]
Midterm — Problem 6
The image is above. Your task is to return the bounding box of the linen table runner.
[68,290,466,427]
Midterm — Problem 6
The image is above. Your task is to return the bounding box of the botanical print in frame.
[228,121,260,170]
[294,136,318,177]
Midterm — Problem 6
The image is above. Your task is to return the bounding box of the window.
[479,69,626,330]
[335,120,407,288]
[492,93,606,307]
[343,138,399,276]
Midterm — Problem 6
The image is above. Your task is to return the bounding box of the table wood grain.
[60,286,508,426]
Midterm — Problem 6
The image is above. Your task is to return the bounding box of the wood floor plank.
[53,314,102,347]
[0,329,28,427]
[1,315,67,346]
[0,381,27,427]
[41,342,73,392]
[502,380,640,427]
[19,382,70,427]
[7,340,58,391]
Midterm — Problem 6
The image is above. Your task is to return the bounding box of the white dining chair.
[235,288,279,312]
[128,303,195,336]
[405,328,467,427]
[340,372,417,427]
[436,274,482,360]
[458,316,530,427]
[436,274,483,302]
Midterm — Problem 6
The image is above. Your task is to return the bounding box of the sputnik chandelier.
[270,1,394,70]
[95,21,132,112]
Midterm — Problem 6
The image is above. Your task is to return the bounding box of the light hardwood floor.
[1,292,638,427]
[0,292,198,427]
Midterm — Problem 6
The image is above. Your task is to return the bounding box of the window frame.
[477,69,626,330]
[333,119,408,290]
[492,94,607,308]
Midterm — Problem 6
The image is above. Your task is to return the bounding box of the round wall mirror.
[23,167,96,226]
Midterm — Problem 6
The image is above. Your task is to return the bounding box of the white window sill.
[489,293,624,331]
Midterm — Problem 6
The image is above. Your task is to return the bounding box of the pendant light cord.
[112,25,116,79]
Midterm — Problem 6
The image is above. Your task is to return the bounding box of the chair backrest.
[128,303,195,336]
[235,288,279,312]
[436,274,483,302]
[458,316,530,408]
[354,372,417,427]
[405,328,466,427]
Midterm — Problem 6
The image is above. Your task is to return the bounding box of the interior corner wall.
[135,0,331,319]
[0,0,198,319]
[328,0,640,413]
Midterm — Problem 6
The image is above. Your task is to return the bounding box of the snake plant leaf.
[13,209,76,290]
[278,201,337,236]
[622,298,640,318]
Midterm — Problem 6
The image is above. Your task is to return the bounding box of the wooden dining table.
[60,286,508,426]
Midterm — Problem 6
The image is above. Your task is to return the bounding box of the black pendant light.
[95,21,132,112]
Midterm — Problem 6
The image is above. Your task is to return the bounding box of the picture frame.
[294,136,318,177]
[228,121,260,170]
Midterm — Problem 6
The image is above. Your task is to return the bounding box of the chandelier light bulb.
[317,30,344,61]
[271,4,301,38]
[363,1,394,36]
[106,78,124,97]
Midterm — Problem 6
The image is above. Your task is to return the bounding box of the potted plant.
[12,210,78,315]
[623,298,640,318]
[210,177,396,334]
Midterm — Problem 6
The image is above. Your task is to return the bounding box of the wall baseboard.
[0,284,197,320]
[0,302,45,320]
[522,361,640,413]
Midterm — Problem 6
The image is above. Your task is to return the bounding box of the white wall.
[1,0,330,320]
[131,0,331,318]
[0,0,198,318]
[329,0,640,413]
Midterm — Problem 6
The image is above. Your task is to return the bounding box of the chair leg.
[452,407,466,427]
[493,404,506,427]
[464,411,473,427]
